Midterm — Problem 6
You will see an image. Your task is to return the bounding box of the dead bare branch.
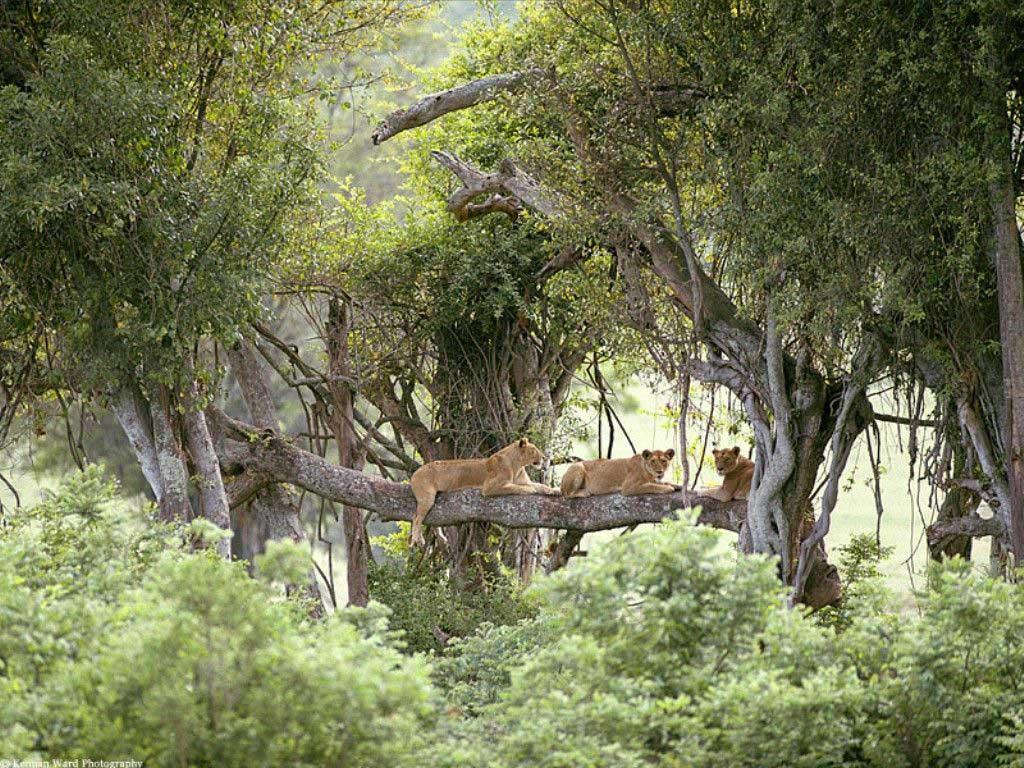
[372,69,546,145]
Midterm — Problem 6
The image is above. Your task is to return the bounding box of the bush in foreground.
[4,473,1024,768]
[432,521,1024,768]
[0,469,433,767]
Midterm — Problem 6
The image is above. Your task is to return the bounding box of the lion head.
[640,448,675,480]
[712,446,742,476]
[514,437,545,468]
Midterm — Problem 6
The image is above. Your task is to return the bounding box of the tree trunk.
[544,529,584,573]
[928,487,982,561]
[182,372,232,557]
[146,382,192,522]
[225,344,307,561]
[991,173,1024,562]
[111,384,163,502]
[929,442,981,561]
[746,374,844,608]
[326,297,370,607]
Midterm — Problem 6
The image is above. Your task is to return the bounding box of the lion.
[702,446,754,501]
[408,438,559,547]
[560,449,681,498]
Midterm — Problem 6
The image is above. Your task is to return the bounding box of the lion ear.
[642,449,652,459]
[519,438,528,448]
[665,448,675,459]
[731,446,741,456]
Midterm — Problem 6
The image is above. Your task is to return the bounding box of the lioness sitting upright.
[702,446,755,501]
[560,449,681,498]
[408,438,559,546]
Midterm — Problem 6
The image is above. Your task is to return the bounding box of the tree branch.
[430,150,559,219]
[926,513,1004,550]
[372,69,546,145]
[209,409,746,533]
[873,412,940,428]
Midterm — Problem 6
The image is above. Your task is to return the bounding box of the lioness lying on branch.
[560,449,682,498]
[409,437,558,546]
[700,446,755,502]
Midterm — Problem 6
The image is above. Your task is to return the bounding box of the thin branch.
[874,412,940,428]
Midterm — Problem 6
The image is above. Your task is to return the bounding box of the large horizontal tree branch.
[210,409,746,533]
[372,68,547,145]
[926,513,1004,549]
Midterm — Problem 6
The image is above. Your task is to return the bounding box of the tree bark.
[927,511,1004,553]
[212,405,745,530]
[326,297,371,607]
[371,69,545,145]
[928,440,983,561]
[180,361,232,558]
[225,341,307,564]
[182,402,232,557]
[430,151,558,220]
[990,174,1024,561]
[212,408,844,605]
[111,384,163,502]
[147,382,192,522]
[545,529,584,573]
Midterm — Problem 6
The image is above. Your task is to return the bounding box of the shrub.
[816,532,894,632]
[7,472,1024,768]
[368,527,538,655]
[0,468,435,767]
[431,520,1024,768]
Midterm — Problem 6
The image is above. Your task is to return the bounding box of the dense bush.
[815,532,895,632]
[431,522,1024,768]
[0,469,433,767]
[368,527,539,655]
[4,475,1024,767]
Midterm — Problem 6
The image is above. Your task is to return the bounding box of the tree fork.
[225,341,309,589]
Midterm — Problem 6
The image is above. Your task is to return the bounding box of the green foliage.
[254,538,315,587]
[6,476,1024,766]
[0,14,315,392]
[0,467,184,755]
[873,564,1024,768]
[368,529,538,655]
[0,469,434,767]
[816,532,895,631]
[427,520,1024,768]
[0,0,407,434]
[413,0,1023,389]
[188,517,234,548]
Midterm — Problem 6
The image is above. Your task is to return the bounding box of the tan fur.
[560,449,680,498]
[702,446,754,501]
[408,438,558,546]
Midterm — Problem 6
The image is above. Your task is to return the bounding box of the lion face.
[516,438,545,468]
[713,446,742,476]
[640,448,675,480]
